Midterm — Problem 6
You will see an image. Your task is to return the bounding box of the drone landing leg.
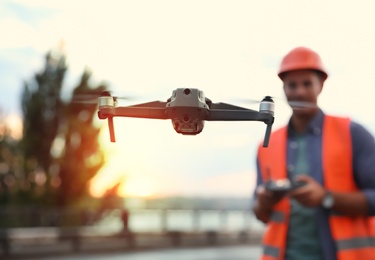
[263,123,272,147]
[108,117,116,142]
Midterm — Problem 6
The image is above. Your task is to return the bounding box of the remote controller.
[264,179,306,193]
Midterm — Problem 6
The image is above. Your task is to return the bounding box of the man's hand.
[288,175,326,207]
[253,184,286,223]
[256,184,285,210]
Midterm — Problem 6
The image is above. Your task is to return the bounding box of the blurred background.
[1,0,375,258]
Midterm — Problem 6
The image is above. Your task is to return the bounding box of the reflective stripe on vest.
[257,115,375,260]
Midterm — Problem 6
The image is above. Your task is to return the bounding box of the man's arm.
[253,158,271,223]
[290,174,369,216]
[252,158,284,223]
[351,122,375,216]
[330,191,368,215]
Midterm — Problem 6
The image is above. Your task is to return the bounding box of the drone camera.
[183,88,191,95]
[172,119,204,135]
[183,115,190,122]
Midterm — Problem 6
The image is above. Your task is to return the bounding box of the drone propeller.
[235,97,318,109]
[231,96,277,105]
[287,101,318,109]
[69,92,135,105]
[69,97,98,104]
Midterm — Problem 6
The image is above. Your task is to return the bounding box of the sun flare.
[89,119,157,198]
[118,177,155,198]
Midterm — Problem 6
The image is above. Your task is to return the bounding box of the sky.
[1,0,375,198]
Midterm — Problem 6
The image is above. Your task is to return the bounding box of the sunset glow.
[118,177,155,198]
[5,114,23,140]
[3,0,375,200]
[89,119,160,198]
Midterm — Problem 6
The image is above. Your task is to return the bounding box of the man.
[252,46,375,260]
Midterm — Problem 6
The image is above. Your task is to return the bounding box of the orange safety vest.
[257,115,375,260]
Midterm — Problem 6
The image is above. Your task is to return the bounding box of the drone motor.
[98,91,115,108]
[259,96,275,115]
[98,91,117,142]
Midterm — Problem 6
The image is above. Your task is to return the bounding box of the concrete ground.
[30,245,262,260]
[1,229,263,259]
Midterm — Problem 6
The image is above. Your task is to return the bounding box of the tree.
[0,113,21,205]
[55,70,107,206]
[20,50,107,207]
[20,51,66,204]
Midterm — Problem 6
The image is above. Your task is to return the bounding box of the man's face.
[282,69,323,116]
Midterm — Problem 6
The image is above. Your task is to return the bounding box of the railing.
[0,207,265,257]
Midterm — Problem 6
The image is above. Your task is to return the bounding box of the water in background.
[96,209,265,234]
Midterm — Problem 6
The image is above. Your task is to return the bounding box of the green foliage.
[0,114,22,205]
[55,70,107,206]
[19,51,66,205]
[21,52,65,174]
[15,50,107,208]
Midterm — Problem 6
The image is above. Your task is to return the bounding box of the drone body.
[97,88,274,147]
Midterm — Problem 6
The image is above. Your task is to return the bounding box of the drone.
[97,88,275,147]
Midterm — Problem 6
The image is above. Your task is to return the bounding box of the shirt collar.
[288,109,325,136]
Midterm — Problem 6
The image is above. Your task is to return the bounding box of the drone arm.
[99,107,167,120]
[127,101,167,108]
[98,105,167,143]
[208,102,249,110]
[206,109,274,147]
[114,107,167,119]
[206,109,272,122]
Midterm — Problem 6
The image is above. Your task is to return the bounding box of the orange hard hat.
[278,47,328,81]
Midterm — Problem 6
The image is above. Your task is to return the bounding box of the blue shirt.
[285,133,324,260]
[255,109,375,260]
